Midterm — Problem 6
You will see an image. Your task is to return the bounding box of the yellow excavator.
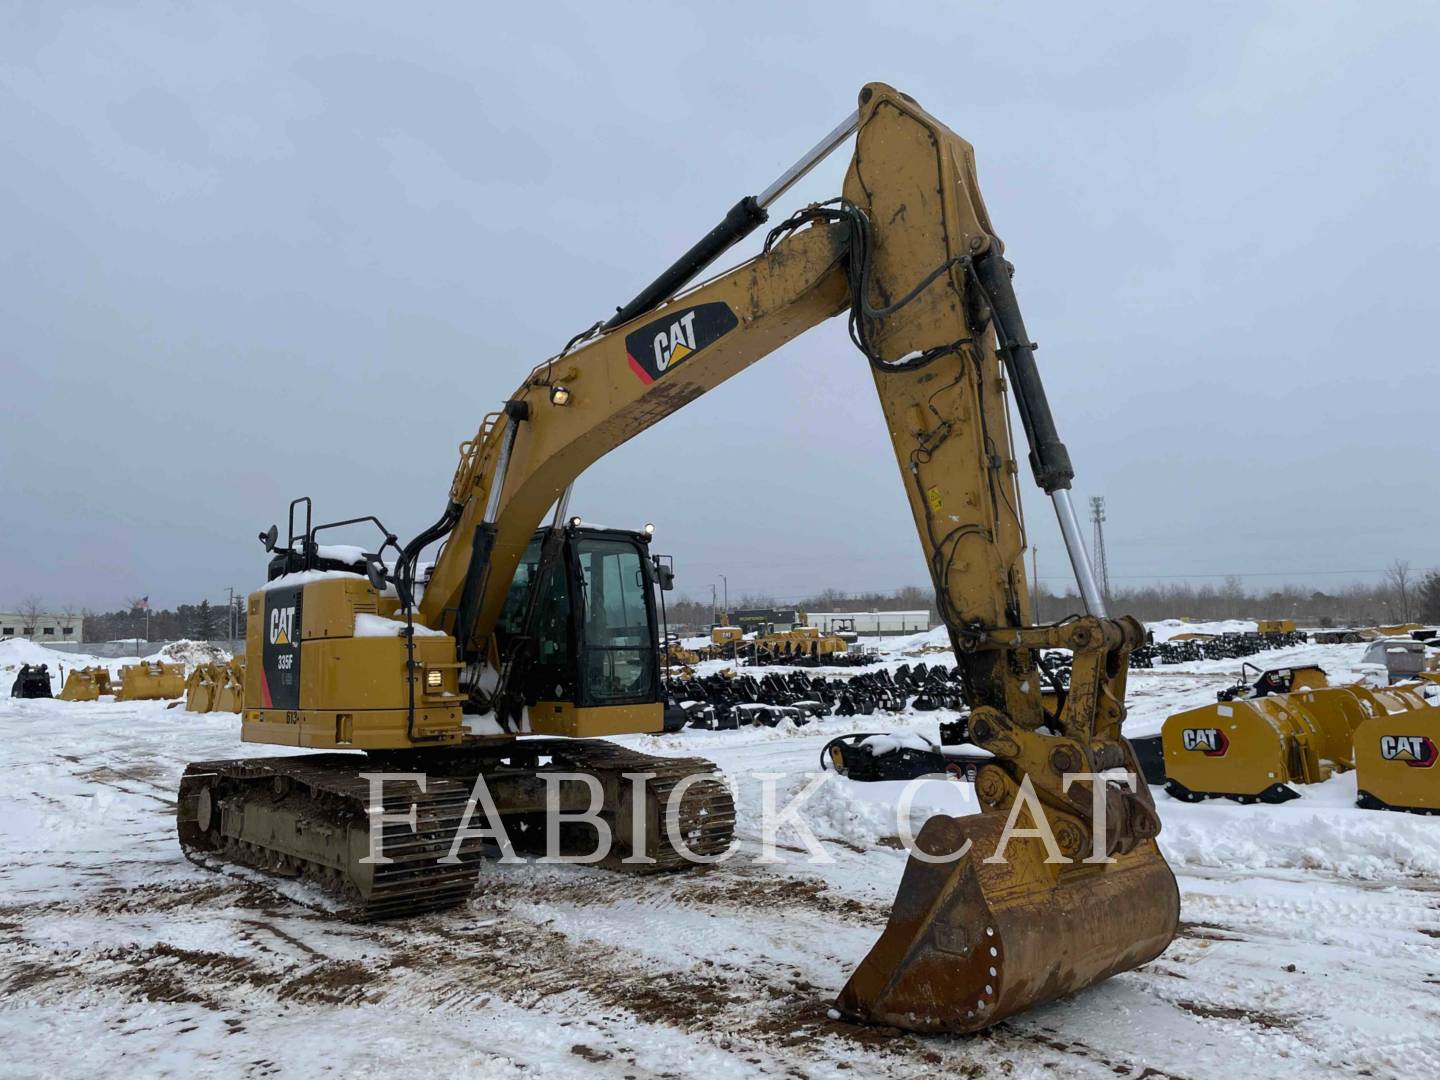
[177,83,1178,1032]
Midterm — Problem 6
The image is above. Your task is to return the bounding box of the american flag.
[132,596,149,611]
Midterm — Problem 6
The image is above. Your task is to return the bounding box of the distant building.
[719,608,807,634]
[807,610,931,637]
[0,611,83,643]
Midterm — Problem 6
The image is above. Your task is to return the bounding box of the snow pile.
[877,625,953,658]
[0,638,92,672]
[1147,618,1258,642]
[1157,773,1440,880]
[146,640,232,668]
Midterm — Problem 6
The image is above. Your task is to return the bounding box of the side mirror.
[654,561,675,591]
[365,560,389,593]
[260,525,279,552]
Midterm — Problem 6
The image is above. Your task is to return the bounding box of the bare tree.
[17,595,44,633]
[1384,559,1413,624]
[1419,570,1440,624]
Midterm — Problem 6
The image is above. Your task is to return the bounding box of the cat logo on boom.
[269,605,296,647]
[1182,727,1230,756]
[624,302,739,384]
[1379,734,1438,768]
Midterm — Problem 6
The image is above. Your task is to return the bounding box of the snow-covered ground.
[2,632,1437,1078]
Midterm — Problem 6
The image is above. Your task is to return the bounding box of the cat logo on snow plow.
[1182,727,1230,756]
[1379,734,1438,768]
[624,302,738,384]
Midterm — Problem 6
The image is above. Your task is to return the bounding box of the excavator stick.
[825,86,1178,1031]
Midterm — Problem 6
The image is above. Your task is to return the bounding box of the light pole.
[710,584,718,628]
[720,574,728,622]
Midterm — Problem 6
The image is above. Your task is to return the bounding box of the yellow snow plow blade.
[1162,680,1434,804]
[115,661,186,701]
[836,810,1178,1031]
[1354,699,1440,813]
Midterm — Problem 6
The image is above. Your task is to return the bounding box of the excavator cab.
[493,523,664,720]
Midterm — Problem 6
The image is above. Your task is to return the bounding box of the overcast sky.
[2,1,1437,612]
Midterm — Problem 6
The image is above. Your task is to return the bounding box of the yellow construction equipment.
[176,83,1176,1033]
[184,663,221,713]
[115,661,186,701]
[213,658,245,713]
[185,659,246,714]
[56,665,114,701]
[1256,618,1297,635]
[1354,702,1440,814]
[1162,665,1436,804]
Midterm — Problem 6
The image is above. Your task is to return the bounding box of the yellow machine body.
[115,661,185,702]
[241,575,662,748]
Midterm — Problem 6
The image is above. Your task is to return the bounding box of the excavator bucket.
[837,809,1178,1032]
[213,659,245,713]
[184,664,220,713]
[114,661,186,702]
[57,665,114,701]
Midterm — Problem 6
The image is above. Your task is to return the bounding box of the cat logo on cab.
[624,302,738,384]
